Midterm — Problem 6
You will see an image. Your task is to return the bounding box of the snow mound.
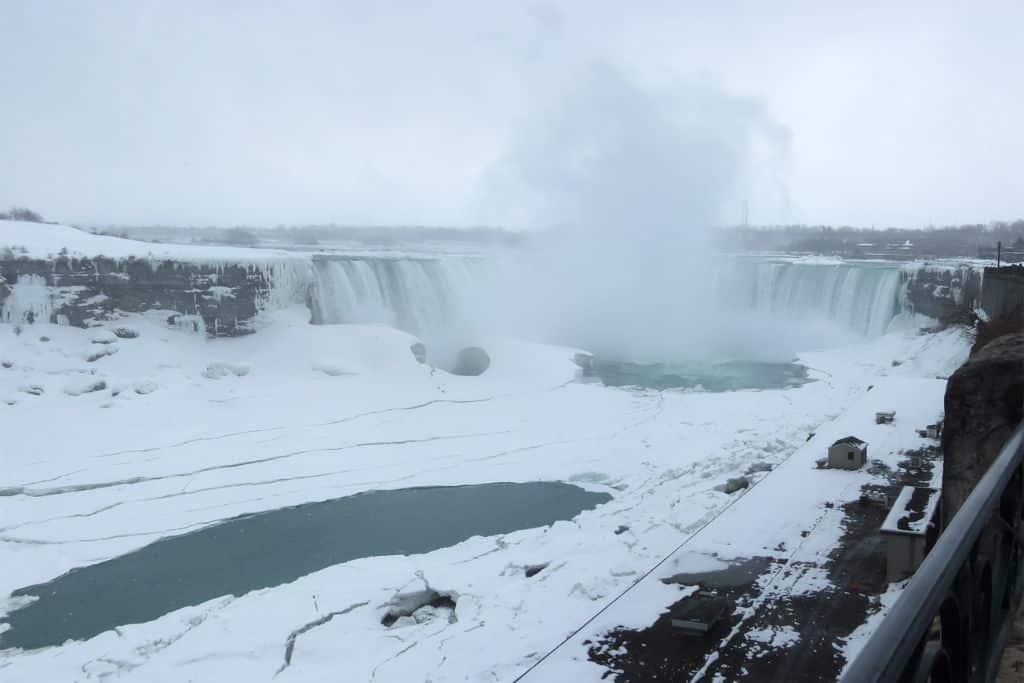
[133,379,159,395]
[202,362,251,380]
[64,378,107,396]
[312,361,357,377]
[90,329,119,344]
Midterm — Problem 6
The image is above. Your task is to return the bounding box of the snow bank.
[1,220,297,263]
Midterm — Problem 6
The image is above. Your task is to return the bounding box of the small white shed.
[828,436,868,470]
[881,486,940,583]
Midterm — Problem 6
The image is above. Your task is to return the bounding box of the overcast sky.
[2,1,1022,228]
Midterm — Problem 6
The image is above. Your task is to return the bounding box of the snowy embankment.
[0,296,970,681]
[0,220,301,263]
[1,220,313,334]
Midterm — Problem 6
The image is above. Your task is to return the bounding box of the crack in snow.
[91,397,494,461]
[275,601,369,675]
[1,431,508,500]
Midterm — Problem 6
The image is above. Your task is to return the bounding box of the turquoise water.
[0,482,610,651]
[586,359,811,391]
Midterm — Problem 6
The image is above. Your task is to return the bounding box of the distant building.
[881,486,940,583]
[875,411,895,425]
[828,436,868,470]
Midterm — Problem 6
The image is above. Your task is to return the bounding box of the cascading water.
[716,259,906,337]
[308,253,909,344]
[309,256,483,337]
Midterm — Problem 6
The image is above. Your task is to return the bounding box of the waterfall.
[309,256,482,336]
[308,254,909,341]
[716,259,906,336]
[1,275,53,325]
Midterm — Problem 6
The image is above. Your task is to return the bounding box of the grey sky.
[2,1,1022,228]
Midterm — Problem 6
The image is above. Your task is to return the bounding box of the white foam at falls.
[1,275,53,325]
[715,259,906,336]
[309,257,482,336]
[309,255,910,343]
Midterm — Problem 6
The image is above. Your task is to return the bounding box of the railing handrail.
[843,421,1024,681]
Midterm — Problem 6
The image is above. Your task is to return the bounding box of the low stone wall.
[0,256,282,336]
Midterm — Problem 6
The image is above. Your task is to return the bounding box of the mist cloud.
[478,64,794,361]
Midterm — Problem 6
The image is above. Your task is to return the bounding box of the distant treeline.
[0,206,45,222]
[716,221,1024,258]
[98,224,527,247]
[81,218,1024,259]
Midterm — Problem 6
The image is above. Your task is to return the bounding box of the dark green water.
[587,359,811,392]
[0,482,610,651]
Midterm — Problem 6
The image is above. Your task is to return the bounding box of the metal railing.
[844,423,1024,682]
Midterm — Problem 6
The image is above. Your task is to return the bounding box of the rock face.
[410,342,427,364]
[0,256,279,336]
[905,265,981,324]
[941,333,1024,525]
[981,266,1024,321]
[451,347,490,376]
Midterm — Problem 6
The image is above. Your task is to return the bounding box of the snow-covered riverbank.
[0,301,969,681]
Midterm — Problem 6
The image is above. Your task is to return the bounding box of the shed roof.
[832,436,866,447]
[881,486,940,536]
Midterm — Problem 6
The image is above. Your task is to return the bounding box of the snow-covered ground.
[0,297,970,681]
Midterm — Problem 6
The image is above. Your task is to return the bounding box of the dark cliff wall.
[980,266,1024,321]
[941,333,1024,525]
[905,265,981,324]
[0,256,284,336]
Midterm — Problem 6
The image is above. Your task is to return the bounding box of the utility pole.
[742,200,749,229]
[998,240,1002,267]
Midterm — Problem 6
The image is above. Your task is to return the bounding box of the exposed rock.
[451,346,490,376]
[112,327,138,339]
[380,589,457,627]
[167,314,205,335]
[0,256,283,337]
[573,352,595,373]
[38,336,50,342]
[19,385,44,396]
[942,333,1024,525]
[981,266,1024,322]
[718,477,750,494]
[524,563,549,578]
[410,342,427,364]
[745,462,773,475]
[905,265,981,324]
